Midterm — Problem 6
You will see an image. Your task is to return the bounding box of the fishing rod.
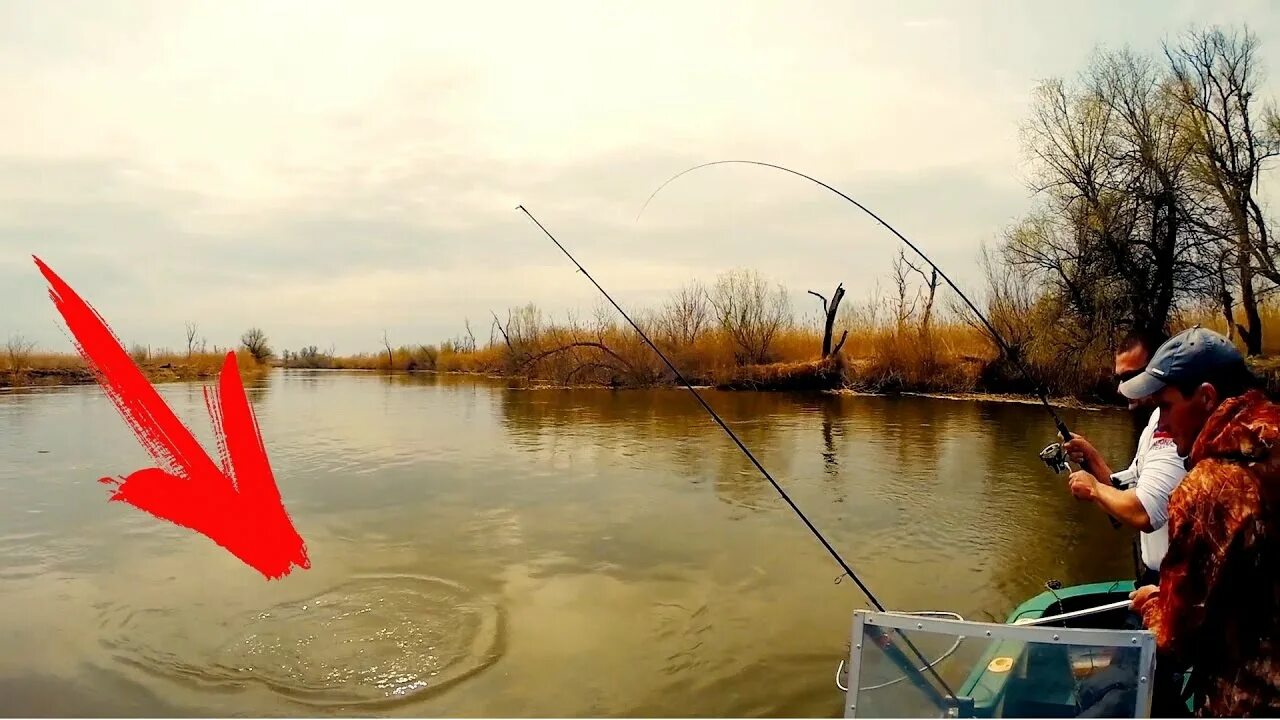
[516,204,962,706]
[636,160,1076,443]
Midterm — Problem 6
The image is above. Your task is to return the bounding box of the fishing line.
[636,159,1075,441]
[516,204,961,704]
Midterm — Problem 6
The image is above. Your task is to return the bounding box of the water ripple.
[97,574,504,708]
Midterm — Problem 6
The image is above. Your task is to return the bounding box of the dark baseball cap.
[1119,326,1244,400]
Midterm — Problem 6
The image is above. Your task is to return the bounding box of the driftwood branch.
[832,329,849,355]
[900,254,939,335]
[807,290,828,316]
[813,283,846,357]
[515,341,636,375]
[490,311,513,351]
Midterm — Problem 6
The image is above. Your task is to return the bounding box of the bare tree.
[382,330,393,371]
[185,322,199,357]
[240,328,272,362]
[899,253,940,336]
[708,268,792,365]
[590,299,615,344]
[508,303,544,356]
[1166,26,1280,354]
[1003,47,1215,350]
[491,311,513,353]
[657,280,712,348]
[6,333,36,372]
[463,318,477,353]
[967,245,1037,358]
[890,250,920,331]
[807,283,848,357]
[490,304,544,371]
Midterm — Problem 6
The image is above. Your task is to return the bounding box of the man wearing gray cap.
[1123,326,1279,716]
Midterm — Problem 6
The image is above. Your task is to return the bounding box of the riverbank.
[11,350,1280,411]
[1,351,269,389]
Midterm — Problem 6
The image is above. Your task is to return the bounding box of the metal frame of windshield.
[844,610,1157,718]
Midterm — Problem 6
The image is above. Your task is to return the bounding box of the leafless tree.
[964,245,1037,358]
[1003,47,1216,350]
[708,268,792,365]
[890,250,920,331]
[807,283,848,357]
[240,328,272,362]
[1166,26,1280,354]
[657,280,712,348]
[5,333,36,372]
[590,300,615,344]
[899,252,940,336]
[185,322,199,357]
[463,318,477,353]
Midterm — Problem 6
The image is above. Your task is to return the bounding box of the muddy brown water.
[0,371,1137,716]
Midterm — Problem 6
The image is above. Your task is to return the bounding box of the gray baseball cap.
[1119,325,1244,400]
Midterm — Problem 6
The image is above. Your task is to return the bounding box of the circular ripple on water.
[103,574,503,707]
[216,574,502,705]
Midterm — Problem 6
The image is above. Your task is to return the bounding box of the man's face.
[1154,383,1217,456]
[1115,345,1151,410]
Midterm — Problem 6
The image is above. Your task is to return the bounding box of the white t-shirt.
[1110,407,1187,571]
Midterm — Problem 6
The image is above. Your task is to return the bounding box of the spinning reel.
[1039,441,1070,474]
[1039,436,1124,529]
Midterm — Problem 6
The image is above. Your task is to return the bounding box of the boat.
[837,578,1191,718]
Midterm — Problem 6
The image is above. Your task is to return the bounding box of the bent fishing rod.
[636,160,1075,443]
[516,204,961,704]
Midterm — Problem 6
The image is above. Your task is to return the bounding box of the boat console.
[839,584,1158,718]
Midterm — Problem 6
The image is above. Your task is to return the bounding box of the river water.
[0,370,1138,717]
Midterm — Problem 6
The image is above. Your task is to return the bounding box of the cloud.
[1,147,1028,354]
[2,1,1278,353]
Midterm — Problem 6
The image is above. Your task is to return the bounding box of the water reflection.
[498,387,1141,616]
[819,395,841,478]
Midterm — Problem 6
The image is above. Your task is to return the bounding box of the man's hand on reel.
[1063,436,1104,472]
[1068,470,1101,502]
[1054,430,1124,529]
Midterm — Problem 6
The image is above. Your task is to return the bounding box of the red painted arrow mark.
[34,256,309,579]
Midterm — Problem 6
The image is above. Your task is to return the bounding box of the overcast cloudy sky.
[3,0,1278,355]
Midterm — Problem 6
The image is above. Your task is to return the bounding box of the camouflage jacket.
[1142,389,1280,716]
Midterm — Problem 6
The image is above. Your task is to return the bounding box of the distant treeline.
[271,257,1280,402]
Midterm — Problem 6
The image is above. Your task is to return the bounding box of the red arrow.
[34,256,309,579]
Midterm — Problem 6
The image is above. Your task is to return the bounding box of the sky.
[3,0,1279,355]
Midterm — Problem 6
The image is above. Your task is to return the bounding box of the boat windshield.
[842,611,1156,718]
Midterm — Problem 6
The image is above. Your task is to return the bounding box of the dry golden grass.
[17,352,86,371]
[418,312,999,393]
[313,345,506,374]
[711,356,846,390]
[851,327,986,393]
[3,349,266,387]
[17,294,1280,401]
[1178,300,1280,355]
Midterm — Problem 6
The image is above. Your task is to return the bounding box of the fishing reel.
[1040,438,1125,530]
[1039,441,1070,474]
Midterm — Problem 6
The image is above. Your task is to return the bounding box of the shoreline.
[1,363,268,390]
[8,364,1113,411]
[832,388,1109,411]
